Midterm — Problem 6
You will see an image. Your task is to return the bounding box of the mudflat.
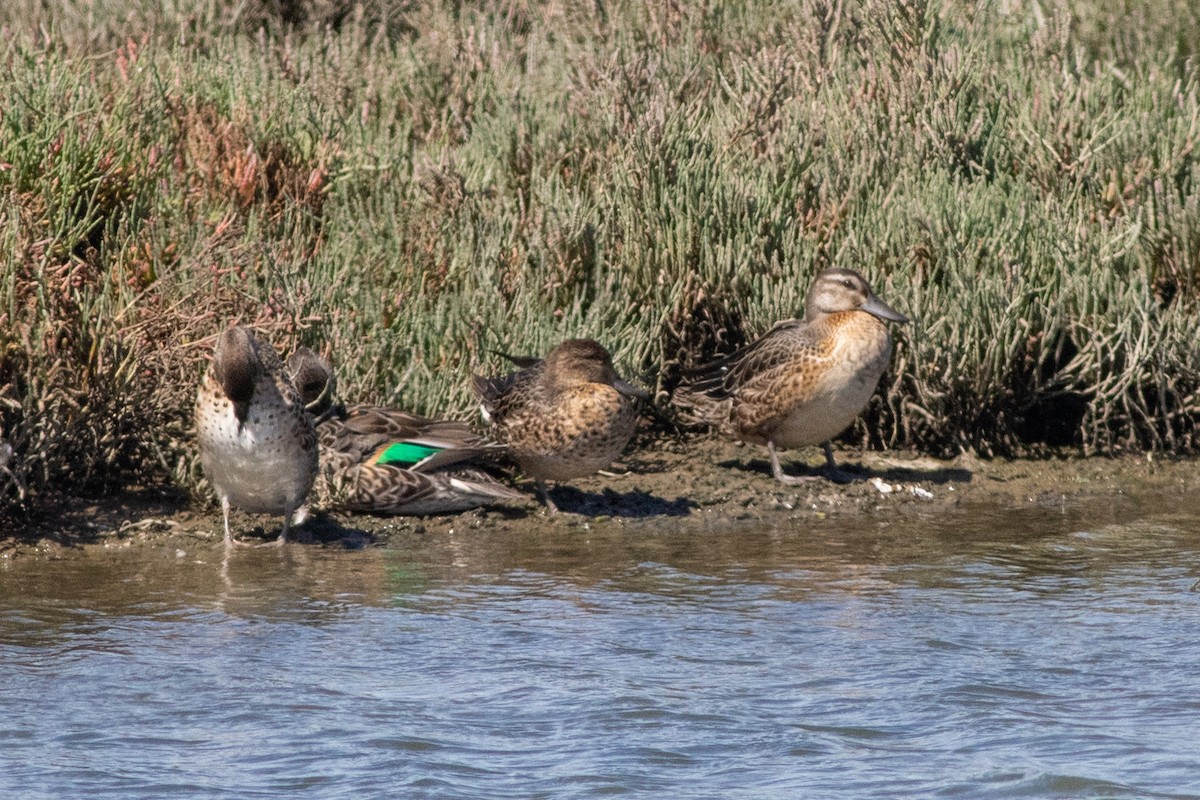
[3,437,1193,560]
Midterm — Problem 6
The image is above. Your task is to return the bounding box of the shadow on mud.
[544,486,696,518]
[722,457,974,486]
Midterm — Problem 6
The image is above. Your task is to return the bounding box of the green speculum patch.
[371,442,441,468]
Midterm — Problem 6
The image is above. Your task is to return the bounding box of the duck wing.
[472,360,544,420]
[681,319,809,399]
[338,463,524,515]
[321,405,505,471]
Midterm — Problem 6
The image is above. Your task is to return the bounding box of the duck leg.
[221,496,261,549]
[536,480,560,514]
[767,440,821,485]
[222,496,236,550]
[259,511,293,547]
[820,442,860,484]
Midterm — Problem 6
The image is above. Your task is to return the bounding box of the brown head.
[544,338,649,400]
[288,346,336,416]
[804,268,909,324]
[213,326,262,423]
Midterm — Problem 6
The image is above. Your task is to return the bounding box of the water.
[3,498,1200,799]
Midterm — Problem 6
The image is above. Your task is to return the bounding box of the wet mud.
[2,437,1195,559]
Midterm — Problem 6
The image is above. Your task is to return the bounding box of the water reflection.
[4,498,1199,624]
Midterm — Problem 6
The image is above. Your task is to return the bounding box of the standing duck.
[195,326,318,548]
[672,268,909,483]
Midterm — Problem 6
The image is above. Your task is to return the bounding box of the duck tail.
[490,350,542,369]
[669,381,732,428]
[445,471,527,504]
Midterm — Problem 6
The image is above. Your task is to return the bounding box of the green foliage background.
[1,0,1199,510]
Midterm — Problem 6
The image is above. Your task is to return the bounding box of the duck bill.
[862,293,910,324]
[613,377,651,400]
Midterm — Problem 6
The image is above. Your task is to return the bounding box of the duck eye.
[842,279,854,289]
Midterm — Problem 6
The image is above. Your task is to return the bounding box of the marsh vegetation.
[1,0,1199,514]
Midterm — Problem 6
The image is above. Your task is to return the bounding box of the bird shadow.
[546,485,696,519]
[871,463,974,485]
[725,457,974,486]
[286,513,376,549]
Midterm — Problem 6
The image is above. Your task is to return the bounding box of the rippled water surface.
[3,497,1200,799]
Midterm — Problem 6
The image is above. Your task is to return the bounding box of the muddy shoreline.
[3,437,1195,558]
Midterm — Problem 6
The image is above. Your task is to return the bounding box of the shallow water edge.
[2,440,1195,556]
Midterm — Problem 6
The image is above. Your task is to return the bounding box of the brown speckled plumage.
[195,326,318,547]
[286,348,523,516]
[472,338,648,512]
[673,268,909,484]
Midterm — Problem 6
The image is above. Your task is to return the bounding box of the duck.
[672,268,909,484]
[286,347,524,516]
[195,326,318,548]
[472,338,649,512]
